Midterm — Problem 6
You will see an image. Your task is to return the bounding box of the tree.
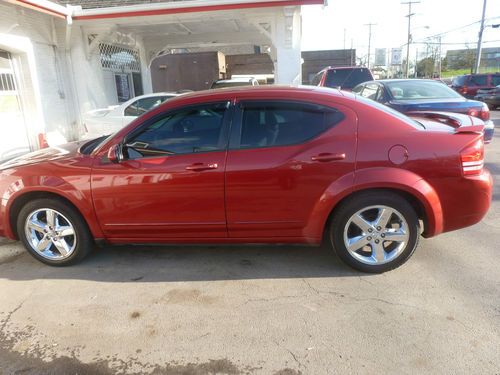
[416,57,435,78]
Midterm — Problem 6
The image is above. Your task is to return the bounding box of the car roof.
[214,78,254,83]
[154,85,348,107]
[367,79,441,84]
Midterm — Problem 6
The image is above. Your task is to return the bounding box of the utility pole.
[364,23,376,69]
[402,1,420,78]
[343,28,346,50]
[474,0,487,74]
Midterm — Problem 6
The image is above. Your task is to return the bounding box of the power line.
[417,16,500,41]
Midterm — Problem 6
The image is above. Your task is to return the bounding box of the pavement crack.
[0,299,27,333]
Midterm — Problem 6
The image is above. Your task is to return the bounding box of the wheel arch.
[6,190,102,240]
[306,168,444,243]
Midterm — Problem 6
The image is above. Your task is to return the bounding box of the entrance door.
[0,50,31,161]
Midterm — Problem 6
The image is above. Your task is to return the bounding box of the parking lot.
[0,113,499,374]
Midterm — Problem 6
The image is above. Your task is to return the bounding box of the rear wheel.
[17,198,93,266]
[330,192,420,273]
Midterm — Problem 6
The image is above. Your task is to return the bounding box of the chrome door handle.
[311,153,346,162]
[185,163,218,171]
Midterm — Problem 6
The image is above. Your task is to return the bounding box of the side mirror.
[107,144,123,163]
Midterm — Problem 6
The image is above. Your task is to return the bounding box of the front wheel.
[17,198,93,266]
[330,192,420,273]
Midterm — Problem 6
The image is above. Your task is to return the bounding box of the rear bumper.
[438,169,493,234]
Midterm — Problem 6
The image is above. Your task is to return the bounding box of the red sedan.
[0,86,492,272]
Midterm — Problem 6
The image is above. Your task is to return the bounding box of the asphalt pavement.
[1,114,499,374]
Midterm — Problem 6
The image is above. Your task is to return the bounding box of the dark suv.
[451,73,500,98]
[311,66,374,91]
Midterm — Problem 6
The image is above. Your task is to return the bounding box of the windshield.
[79,134,114,155]
[386,80,462,100]
[355,95,425,129]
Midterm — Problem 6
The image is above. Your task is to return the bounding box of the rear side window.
[469,75,487,86]
[238,101,345,149]
[325,68,373,89]
[359,83,379,100]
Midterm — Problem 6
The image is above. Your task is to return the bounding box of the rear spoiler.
[406,111,485,134]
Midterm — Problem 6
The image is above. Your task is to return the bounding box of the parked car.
[352,79,495,142]
[0,86,492,273]
[211,78,259,89]
[311,66,374,90]
[451,73,500,98]
[475,85,500,110]
[83,92,180,138]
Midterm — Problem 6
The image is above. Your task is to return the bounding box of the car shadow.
[0,243,361,282]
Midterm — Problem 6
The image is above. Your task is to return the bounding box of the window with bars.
[99,43,141,73]
[0,73,16,92]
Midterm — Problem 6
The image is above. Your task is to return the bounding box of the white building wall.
[0,2,77,144]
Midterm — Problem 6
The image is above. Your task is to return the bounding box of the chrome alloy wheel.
[24,208,77,260]
[343,205,410,265]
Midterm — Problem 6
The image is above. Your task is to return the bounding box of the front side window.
[238,101,345,149]
[125,102,228,158]
[124,96,171,117]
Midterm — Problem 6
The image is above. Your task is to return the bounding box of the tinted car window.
[469,75,487,86]
[125,102,228,158]
[385,81,462,100]
[492,75,500,86]
[324,68,373,89]
[239,101,345,149]
[452,76,467,86]
[124,96,171,117]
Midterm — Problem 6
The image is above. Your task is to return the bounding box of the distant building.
[446,47,500,70]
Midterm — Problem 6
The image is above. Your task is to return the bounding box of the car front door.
[91,101,231,240]
[225,99,357,240]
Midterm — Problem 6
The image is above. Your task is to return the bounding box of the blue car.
[352,79,495,143]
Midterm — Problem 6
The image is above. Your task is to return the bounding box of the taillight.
[468,103,490,121]
[460,138,484,176]
[479,103,490,121]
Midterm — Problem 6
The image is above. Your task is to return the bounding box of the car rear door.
[91,101,232,240]
[225,99,357,241]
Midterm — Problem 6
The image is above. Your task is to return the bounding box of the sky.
[301,0,500,63]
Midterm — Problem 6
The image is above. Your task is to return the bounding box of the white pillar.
[273,6,302,85]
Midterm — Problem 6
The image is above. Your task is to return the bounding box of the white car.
[83,92,180,138]
[210,78,259,89]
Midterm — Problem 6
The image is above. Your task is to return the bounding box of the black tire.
[330,191,420,273]
[487,104,496,111]
[17,198,93,266]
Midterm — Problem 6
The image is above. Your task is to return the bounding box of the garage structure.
[0,0,324,161]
